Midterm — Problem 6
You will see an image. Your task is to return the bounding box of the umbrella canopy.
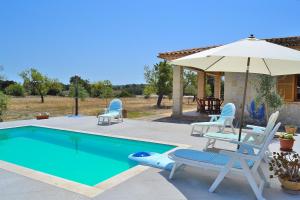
[171,36,300,75]
[170,35,300,142]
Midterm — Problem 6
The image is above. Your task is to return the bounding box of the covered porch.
[158,36,300,122]
[172,67,223,116]
[158,49,223,118]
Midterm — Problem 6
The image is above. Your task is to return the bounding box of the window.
[277,75,296,102]
[296,75,300,100]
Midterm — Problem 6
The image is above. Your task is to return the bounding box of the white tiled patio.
[0,116,298,200]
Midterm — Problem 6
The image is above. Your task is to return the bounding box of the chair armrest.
[228,140,261,149]
[208,115,220,122]
[246,125,265,131]
[219,150,259,161]
[242,129,264,136]
[208,114,221,117]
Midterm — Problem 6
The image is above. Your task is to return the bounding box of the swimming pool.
[0,126,175,186]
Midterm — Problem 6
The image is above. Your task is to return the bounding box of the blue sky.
[1,0,300,84]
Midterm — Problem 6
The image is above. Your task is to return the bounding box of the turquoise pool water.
[0,126,175,186]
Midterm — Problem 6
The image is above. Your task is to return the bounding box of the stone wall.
[224,72,300,126]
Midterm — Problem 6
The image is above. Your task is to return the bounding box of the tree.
[0,66,8,121]
[70,76,91,95]
[143,84,156,98]
[68,84,89,101]
[255,74,283,119]
[5,83,25,96]
[47,79,63,96]
[0,91,8,121]
[91,81,104,97]
[20,68,49,103]
[183,70,197,95]
[100,80,113,106]
[144,61,172,107]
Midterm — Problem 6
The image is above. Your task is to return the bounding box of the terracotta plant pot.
[285,125,298,135]
[279,139,294,151]
[36,115,49,120]
[279,177,300,191]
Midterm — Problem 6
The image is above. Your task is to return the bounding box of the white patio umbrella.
[171,35,300,141]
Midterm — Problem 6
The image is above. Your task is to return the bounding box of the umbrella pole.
[238,57,250,143]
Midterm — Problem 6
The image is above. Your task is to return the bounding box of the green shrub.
[5,83,25,96]
[0,91,8,121]
[115,90,133,98]
[47,79,63,96]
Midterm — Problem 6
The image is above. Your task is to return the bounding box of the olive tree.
[20,68,49,103]
[255,74,283,119]
[144,61,172,107]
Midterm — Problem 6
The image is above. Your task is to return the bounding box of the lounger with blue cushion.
[169,119,281,200]
[190,103,236,136]
[203,111,279,150]
[97,98,123,125]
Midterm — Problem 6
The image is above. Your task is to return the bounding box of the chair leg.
[257,165,270,188]
[240,160,265,200]
[169,162,178,179]
[204,139,211,150]
[206,126,210,133]
[209,159,234,193]
[231,124,235,134]
[205,138,216,150]
[190,125,195,136]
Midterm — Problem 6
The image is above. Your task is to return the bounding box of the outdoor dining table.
[196,97,223,114]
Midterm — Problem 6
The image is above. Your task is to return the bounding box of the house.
[158,36,300,126]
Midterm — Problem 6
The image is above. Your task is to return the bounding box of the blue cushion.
[173,149,254,169]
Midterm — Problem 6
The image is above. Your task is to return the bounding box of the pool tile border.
[0,124,189,198]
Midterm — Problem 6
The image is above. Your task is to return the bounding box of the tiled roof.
[158,36,300,60]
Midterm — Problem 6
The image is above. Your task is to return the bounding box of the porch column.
[197,71,206,98]
[214,74,221,99]
[172,65,183,116]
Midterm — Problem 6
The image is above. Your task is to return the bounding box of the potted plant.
[269,152,300,192]
[36,112,50,120]
[285,125,298,135]
[279,133,295,151]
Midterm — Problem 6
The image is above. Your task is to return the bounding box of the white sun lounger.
[97,98,123,125]
[169,121,280,200]
[191,103,236,136]
[203,111,279,150]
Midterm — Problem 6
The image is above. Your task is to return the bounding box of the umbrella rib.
[204,56,225,71]
[262,58,272,75]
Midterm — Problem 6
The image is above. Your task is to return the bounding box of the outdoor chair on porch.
[203,111,279,159]
[190,103,236,136]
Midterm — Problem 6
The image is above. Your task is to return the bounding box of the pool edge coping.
[0,124,190,198]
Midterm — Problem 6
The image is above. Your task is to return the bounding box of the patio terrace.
[0,116,298,200]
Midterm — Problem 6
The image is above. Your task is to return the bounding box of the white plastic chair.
[190,103,236,136]
[97,98,123,125]
[203,111,279,151]
[169,121,281,200]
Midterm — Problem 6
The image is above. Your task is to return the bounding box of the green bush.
[115,90,133,98]
[5,83,25,96]
[0,91,8,121]
[47,79,63,96]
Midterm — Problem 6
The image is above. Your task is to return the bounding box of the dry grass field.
[4,96,197,121]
